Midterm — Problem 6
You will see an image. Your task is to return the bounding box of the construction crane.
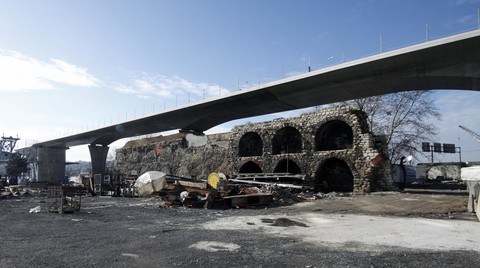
[1,135,20,154]
[458,125,480,144]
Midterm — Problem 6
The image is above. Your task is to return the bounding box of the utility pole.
[379,35,383,52]
[430,146,434,163]
[425,22,429,41]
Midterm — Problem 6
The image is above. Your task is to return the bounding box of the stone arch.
[314,158,354,193]
[238,132,263,157]
[272,126,302,155]
[273,159,302,174]
[239,161,263,173]
[315,120,353,151]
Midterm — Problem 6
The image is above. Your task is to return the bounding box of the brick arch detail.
[314,156,357,193]
[238,131,263,157]
[239,160,263,173]
[271,125,303,155]
[315,119,354,151]
[311,115,359,137]
[273,158,302,174]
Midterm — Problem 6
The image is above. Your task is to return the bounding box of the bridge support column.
[89,144,109,178]
[35,146,66,182]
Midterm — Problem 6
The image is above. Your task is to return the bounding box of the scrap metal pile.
[135,171,311,209]
[0,171,332,211]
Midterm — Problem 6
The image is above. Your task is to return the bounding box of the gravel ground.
[1,190,479,268]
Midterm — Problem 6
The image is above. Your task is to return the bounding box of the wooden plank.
[177,180,208,189]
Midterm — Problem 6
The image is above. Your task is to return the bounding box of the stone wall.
[116,132,232,179]
[115,105,395,193]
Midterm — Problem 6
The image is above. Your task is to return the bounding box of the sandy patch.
[201,213,480,252]
[189,241,241,252]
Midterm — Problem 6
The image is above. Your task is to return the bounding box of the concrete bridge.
[29,29,480,181]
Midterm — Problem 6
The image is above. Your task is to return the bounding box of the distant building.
[415,162,480,183]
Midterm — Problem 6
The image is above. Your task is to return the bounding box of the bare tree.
[346,91,441,164]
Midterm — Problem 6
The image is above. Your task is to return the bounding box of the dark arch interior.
[239,161,263,173]
[273,159,302,174]
[315,120,353,151]
[315,158,354,193]
[238,132,263,157]
[272,126,302,155]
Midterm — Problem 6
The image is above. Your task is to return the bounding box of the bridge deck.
[34,29,480,148]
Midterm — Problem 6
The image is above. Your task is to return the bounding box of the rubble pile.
[132,171,314,209]
[0,173,351,213]
[260,185,303,206]
[156,179,275,209]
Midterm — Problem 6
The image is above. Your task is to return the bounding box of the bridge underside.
[28,30,480,182]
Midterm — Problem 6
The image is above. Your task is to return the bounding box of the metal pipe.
[228,179,304,189]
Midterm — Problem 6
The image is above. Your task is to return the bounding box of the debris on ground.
[134,171,168,197]
[9,185,22,196]
[0,171,361,212]
[139,172,316,209]
[46,186,85,213]
[123,171,359,209]
[315,191,352,199]
[29,206,41,213]
[261,218,309,227]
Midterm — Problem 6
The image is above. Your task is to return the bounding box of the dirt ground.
[1,186,479,267]
[294,187,472,220]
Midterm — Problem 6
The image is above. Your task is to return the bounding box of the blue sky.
[1,0,480,163]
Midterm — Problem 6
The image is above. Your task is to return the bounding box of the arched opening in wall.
[273,159,302,174]
[315,158,354,193]
[238,132,263,157]
[315,120,353,151]
[272,126,302,155]
[239,161,263,173]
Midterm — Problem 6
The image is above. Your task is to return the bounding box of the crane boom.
[459,125,480,144]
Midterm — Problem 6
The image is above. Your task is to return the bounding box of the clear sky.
[1,0,480,164]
